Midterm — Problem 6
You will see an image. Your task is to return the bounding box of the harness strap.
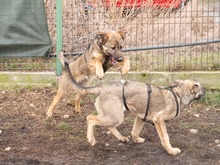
[122,81,130,111]
[166,87,180,118]
[103,55,109,73]
[143,84,152,121]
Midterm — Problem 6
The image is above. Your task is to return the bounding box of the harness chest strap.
[122,81,130,111]
[142,84,152,122]
[122,82,152,121]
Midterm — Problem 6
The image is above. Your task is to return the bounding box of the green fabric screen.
[0,0,51,57]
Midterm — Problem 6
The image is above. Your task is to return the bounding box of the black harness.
[122,82,180,122]
[165,86,180,118]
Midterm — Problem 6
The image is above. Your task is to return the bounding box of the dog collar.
[122,81,130,111]
[165,86,180,118]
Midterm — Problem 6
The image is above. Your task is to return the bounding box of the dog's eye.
[111,46,116,50]
[193,84,199,88]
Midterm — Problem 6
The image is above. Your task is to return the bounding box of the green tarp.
[0,0,51,57]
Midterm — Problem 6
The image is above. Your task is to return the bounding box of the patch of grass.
[177,121,191,129]
[211,63,220,70]
[59,122,72,131]
[197,90,220,107]
[124,115,134,125]
[90,111,98,115]
[0,57,56,71]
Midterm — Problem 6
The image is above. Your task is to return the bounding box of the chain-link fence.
[1,0,220,71]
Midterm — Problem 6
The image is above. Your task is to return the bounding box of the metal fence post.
[56,0,62,76]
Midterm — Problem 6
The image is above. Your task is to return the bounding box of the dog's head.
[96,29,126,65]
[175,79,206,100]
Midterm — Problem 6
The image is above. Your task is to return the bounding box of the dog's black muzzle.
[115,56,124,62]
[109,54,124,65]
[195,86,206,100]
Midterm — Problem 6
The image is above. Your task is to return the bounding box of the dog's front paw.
[46,111,53,118]
[96,72,104,79]
[88,138,96,146]
[132,137,145,144]
[121,58,130,76]
[121,65,130,76]
[168,147,181,155]
[119,136,130,143]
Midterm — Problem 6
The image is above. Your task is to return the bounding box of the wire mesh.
[0,0,220,71]
[62,0,220,71]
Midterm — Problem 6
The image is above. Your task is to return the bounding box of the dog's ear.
[174,80,184,85]
[190,82,200,94]
[118,27,126,40]
[96,32,109,44]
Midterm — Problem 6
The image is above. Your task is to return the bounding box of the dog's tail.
[59,51,102,94]
[59,50,68,67]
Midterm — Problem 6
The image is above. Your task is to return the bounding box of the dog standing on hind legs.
[46,29,130,117]
[62,57,206,155]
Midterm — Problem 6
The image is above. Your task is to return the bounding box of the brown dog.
[46,30,130,117]
[62,58,206,155]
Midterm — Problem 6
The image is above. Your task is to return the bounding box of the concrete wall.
[0,71,219,89]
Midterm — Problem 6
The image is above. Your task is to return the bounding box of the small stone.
[0,130,2,135]
[22,147,28,150]
[206,108,210,111]
[5,147,11,151]
[2,91,5,94]
[105,143,110,146]
[190,129,198,134]
[193,114,200,117]
[107,131,111,135]
[29,103,35,108]
[214,139,219,144]
[63,115,70,119]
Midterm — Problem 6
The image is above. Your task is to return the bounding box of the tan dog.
[46,30,130,117]
[63,59,206,155]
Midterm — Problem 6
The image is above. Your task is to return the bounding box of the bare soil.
[0,87,219,165]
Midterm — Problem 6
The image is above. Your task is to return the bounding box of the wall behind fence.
[46,0,220,71]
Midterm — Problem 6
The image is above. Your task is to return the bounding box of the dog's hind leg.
[74,92,86,113]
[107,127,129,143]
[153,114,181,155]
[73,78,91,113]
[131,116,145,143]
[46,75,69,117]
[86,114,129,146]
[46,86,64,117]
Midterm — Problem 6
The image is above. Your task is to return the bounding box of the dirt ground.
[0,87,219,165]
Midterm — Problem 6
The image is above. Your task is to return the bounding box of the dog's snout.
[116,56,124,62]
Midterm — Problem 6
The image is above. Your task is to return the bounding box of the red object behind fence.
[103,0,186,9]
